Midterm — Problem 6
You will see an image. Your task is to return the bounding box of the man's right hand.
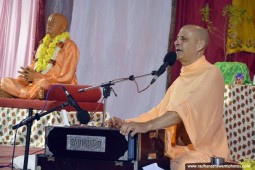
[106,117,125,129]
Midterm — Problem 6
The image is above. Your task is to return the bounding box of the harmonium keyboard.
[44,126,166,161]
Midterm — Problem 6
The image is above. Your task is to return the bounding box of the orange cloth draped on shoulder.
[128,56,230,169]
[0,39,79,99]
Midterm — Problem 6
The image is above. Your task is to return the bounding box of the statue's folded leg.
[34,87,45,100]
[1,77,29,98]
[0,87,15,98]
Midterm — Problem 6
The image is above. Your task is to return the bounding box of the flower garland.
[34,32,70,74]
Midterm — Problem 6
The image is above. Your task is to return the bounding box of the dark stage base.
[36,154,171,170]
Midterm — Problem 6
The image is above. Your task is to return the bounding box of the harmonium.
[36,126,170,170]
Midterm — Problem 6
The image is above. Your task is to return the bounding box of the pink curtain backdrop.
[170,0,255,84]
[34,0,46,51]
[0,0,39,79]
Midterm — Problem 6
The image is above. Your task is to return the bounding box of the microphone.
[62,86,90,124]
[150,52,177,85]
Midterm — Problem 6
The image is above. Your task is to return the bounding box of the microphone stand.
[12,102,69,170]
[79,71,156,127]
[23,108,33,170]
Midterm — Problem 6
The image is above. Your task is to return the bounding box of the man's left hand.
[120,122,149,137]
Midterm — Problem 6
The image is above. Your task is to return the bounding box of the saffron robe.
[129,56,230,170]
[0,39,79,99]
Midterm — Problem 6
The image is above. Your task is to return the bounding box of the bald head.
[174,25,209,66]
[183,25,209,49]
[46,13,68,39]
[53,13,68,30]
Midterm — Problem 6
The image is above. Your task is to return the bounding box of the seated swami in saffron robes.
[0,13,79,99]
[106,25,230,170]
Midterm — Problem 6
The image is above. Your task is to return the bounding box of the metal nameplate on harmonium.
[45,126,165,161]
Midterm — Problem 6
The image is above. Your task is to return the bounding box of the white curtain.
[0,0,38,79]
[71,0,172,119]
